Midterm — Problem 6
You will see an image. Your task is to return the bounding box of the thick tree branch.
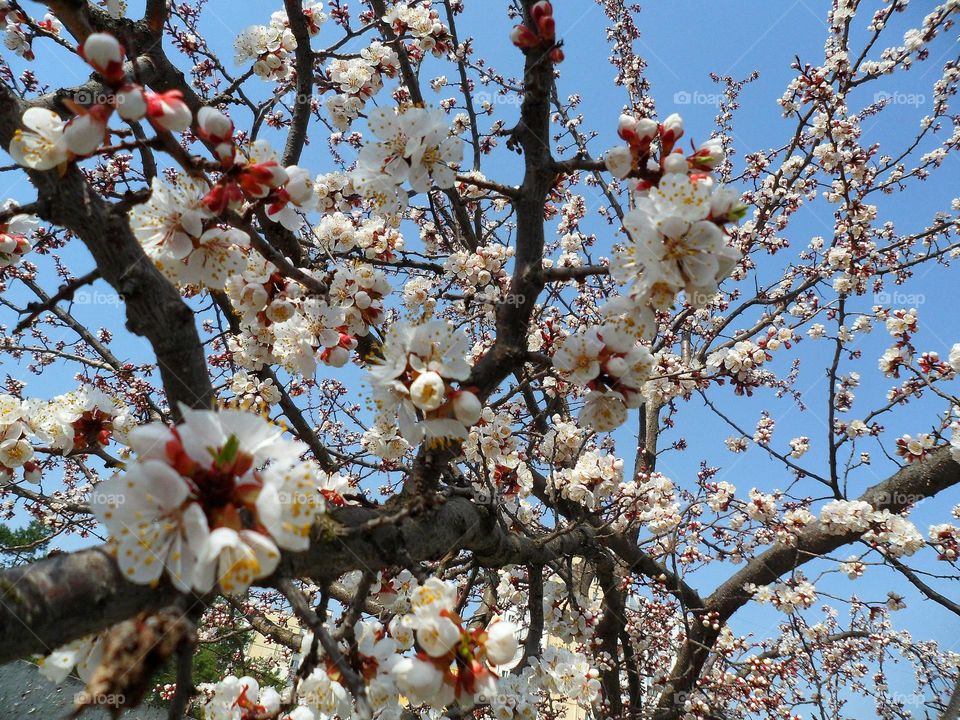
[0,85,214,418]
[0,496,593,664]
[652,445,960,718]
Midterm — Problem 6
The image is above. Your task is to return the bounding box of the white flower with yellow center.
[256,457,326,552]
[194,526,280,595]
[8,108,69,170]
[91,459,210,591]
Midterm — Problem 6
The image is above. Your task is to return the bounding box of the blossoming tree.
[1,0,959,718]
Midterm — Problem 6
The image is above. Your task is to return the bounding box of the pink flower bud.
[81,33,125,84]
[325,345,350,368]
[510,24,540,49]
[63,106,111,156]
[453,390,482,427]
[202,181,244,215]
[661,151,688,175]
[197,106,233,142]
[23,461,41,484]
[690,137,725,170]
[239,162,288,199]
[145,90,192,132]
[618,114,657,150]
[659,112,684,153]
[115,85,147,120]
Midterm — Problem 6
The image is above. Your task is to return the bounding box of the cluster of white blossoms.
[324,43,401,129]
[369,320,482,446]
[7,34,320,282]
[818,499,924,557]
[539,415,585,465]
[608,472,682,536]
[201,675,282,720]
[389,579,518,708]
[0,387,133,483]
[313,213,405,261]
[353,107,464,216]
[552,323,655,431]
[383,1,452,57]
[89,405,350,595]
[445,244,515,292]
[863,511,925,558]
[129,172,249,290]
[930,523,960,561]
[744,488,778,524]
[1,2,62,61]
[0,199,37,267]
[819,499,878,534]
[488,668,540,720]
[7,33,209,170]
[706,480,737,513]
[603,112,746,325]
[234,3,326,81]
[895,432,936,463]
[232,578,520,718]
[555,450,623,509]
[228,371,282,411]
[464,405,516,464]
[224,254,389,378]
[746,576,818,614]
[529,646,602,709]
[706,333,786,393]
[361,421,410,463]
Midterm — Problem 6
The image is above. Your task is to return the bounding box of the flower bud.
[197,106,233,141]
[484,619,519,666]
[325,345,350,368]
[115,85,147,120]
[145,90,192,132]
[452,390,482,427]
[81,33,125,84]
[353,290,372,310]
[604,145,633,179]
[409,371,446,411]
[661,152,688,175]
[22,461,41,484]
[63,107,110,156]
[510,24,539,49]
[605,356,629,377]
[691,137,725,170]
[659,112,684,152]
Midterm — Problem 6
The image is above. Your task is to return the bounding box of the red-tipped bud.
[510,24,540,49]
[202,181,245,215]
[145,90,192,133]
[659,112,684,154]
[80,33,126,85]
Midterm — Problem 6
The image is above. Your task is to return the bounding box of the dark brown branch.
[0,496,594,664]
[281,0,315,166]
[652,445,960,718]
[0,85,214,419]
[15,270,100,333]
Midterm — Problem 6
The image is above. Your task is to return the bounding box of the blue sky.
[3,0,960,713]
